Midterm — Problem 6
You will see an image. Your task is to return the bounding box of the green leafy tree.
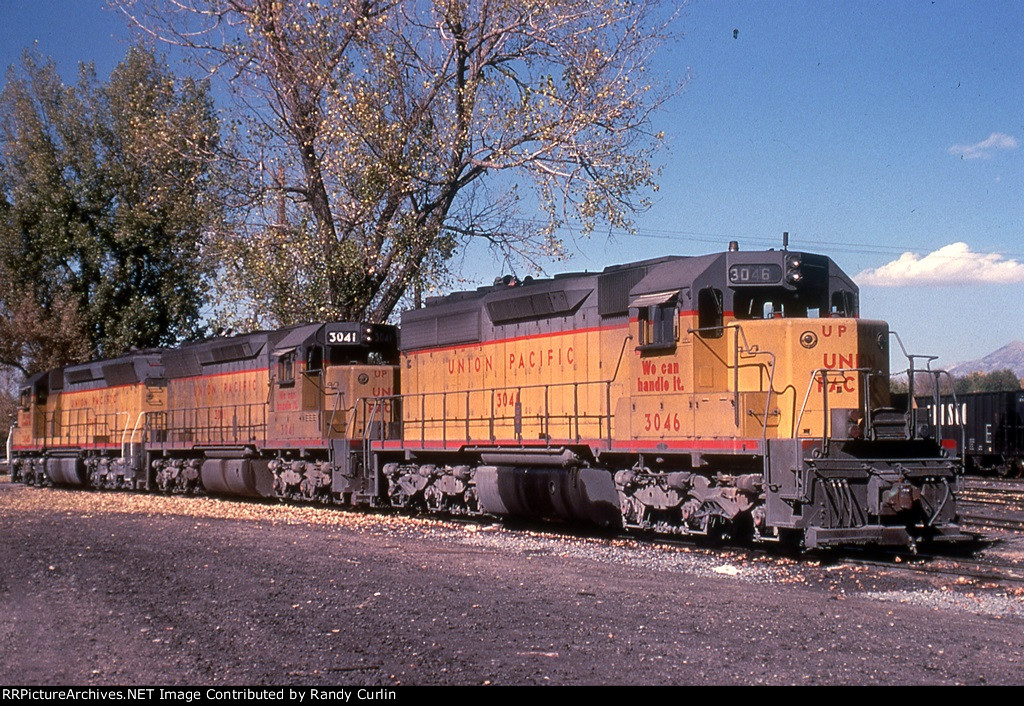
[894,368,1024,397]
[0,47,223,374]
[117,0,680,327]
[953,369,1022,394]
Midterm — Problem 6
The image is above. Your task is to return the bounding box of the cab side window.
[306,345,323,373]
[277,353,295,386]
[639,302,678,348]
[831,291,858,317]
[698,288,723,338]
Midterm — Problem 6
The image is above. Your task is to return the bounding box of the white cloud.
[857,242,1024,286]
[948,132,1019,159]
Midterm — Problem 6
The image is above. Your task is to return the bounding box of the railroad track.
[959,477,1024,533]
[841,550,1024,586]
[612,521,1024,588]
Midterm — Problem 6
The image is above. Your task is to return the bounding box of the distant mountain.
[948,341,1024,379]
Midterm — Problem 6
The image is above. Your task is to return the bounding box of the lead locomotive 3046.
[6,245,970,550]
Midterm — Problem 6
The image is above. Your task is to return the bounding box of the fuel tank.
[200,459,274,498]
[476,465,622,528]
[45,457,88,486]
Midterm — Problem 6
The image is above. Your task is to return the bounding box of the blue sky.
[1,0,1021,368]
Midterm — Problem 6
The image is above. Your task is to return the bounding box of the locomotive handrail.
[889,330,937,439]
[688,322,778,431]
[145,402,267,446]
[888,330,965,454]
[322,383,376,440]
[901,370,966,463]
[5,424,13,470]
[118,412,135,455]
[928,478,953,527]
[732,325,779,437]
[40,408,126,448]
[931,370,965,460]
[611,334,634,383]
[361,396,390,463]
[688,324,741,424]
[946,376,967,462]
[325,386,348,438]
[359,324,770,452]
[121,412,146,461]
[794,367,874,452]
[359,376,617,450]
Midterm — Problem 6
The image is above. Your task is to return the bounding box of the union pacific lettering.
[405,322,624,357]
[63,387,134,410]
[508,346,575,370]
[447,354,494,375]
[822,353,867,369]
[369,367,394,396]
[183,372,263,404]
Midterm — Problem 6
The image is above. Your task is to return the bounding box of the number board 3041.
[327,330,359,344]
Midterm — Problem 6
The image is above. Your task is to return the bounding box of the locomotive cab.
[264,322,399,503]
[268,322,399,442]
[718,249,891,443]
[620,248,965,547]
[624,249,891,445]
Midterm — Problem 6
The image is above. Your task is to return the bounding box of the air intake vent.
[598,267,648,317]
[66,368,100,384]
[197,342,256,365]
[102,361,140,386]
[487,290,590,324]
[437,311,480,345]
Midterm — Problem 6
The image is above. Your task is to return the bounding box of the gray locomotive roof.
[22,370,48,392]
[271,323,322,355]
[629,254,723,298]
[61,351,165,390]
[163,330,273,378]
[411,255,684,314]
[399,249,859,352]
[400,255,693,351]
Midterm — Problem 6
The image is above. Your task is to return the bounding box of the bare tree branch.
[114,0,683,326]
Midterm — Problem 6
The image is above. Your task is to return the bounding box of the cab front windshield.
[327,346,396,366]
[733,288,857,320]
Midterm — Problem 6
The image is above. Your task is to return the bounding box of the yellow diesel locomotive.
[6,246,968,549]
[377,245,966,548]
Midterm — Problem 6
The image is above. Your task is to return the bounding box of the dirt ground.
[2,479,1023,686]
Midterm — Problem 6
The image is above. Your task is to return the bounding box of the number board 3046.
[728,264,782,285]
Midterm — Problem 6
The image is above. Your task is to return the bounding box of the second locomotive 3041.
[6,245,971,550]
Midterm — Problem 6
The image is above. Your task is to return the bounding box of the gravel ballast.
[2,479,1024,685]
